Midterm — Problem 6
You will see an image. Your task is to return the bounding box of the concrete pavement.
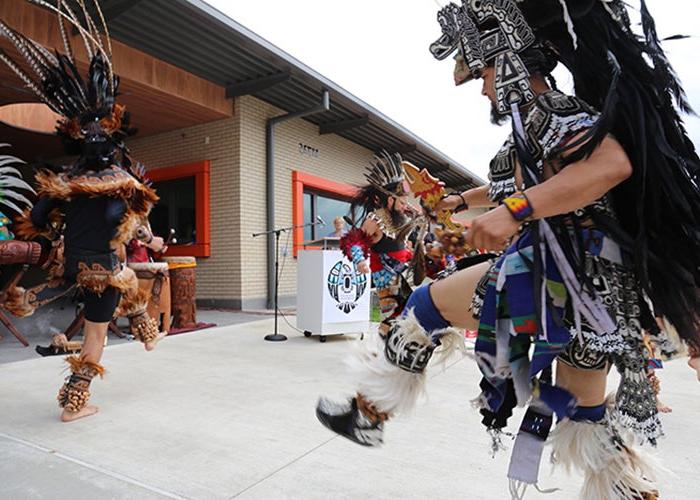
[1,317,698,499]
[0,307,267,364]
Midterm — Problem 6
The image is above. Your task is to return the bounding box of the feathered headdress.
[364,151,408,197]
[0,1,134,150]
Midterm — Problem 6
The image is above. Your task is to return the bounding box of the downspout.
[265,90,330,309]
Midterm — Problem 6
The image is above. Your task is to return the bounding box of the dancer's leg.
[59,320,108,422]
[58,288,117,422]
[430,260,492,331]
[317,265,483,445]
[81,320,107,364]
[556,362,607,407]
[552,363,659,499]
[117,267,166,351]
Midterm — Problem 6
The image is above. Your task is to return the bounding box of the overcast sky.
[205,0,700,180]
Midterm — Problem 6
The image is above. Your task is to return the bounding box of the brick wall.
[127,95,375,309]
[127,95,480,310]
[127,115,242,302]
[237,95,373,308]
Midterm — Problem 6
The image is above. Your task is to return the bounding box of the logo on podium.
[327,261,367,314]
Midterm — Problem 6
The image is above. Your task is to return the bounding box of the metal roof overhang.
[100,0,484,189]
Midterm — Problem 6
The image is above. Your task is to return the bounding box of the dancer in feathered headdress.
[319,1,700,497]
[316,151,469,446]
[1,0,165,422]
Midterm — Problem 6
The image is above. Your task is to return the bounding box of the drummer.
[127,223,169,263]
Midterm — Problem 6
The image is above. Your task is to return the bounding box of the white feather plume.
[346,310,466,415]
[549,405,663,499]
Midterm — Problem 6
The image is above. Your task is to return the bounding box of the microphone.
[316,215,326,227]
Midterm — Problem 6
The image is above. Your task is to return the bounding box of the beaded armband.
[350,245,365,265]
[502,192,534,222]
[340,227,372,264]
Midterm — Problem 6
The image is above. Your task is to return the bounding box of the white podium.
[296,249,370,342]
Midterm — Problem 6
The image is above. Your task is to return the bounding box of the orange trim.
[291,171,358,257]
[147,161,211,258]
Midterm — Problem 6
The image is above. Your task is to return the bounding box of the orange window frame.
[292,171,357,257]
[146,160,211,258]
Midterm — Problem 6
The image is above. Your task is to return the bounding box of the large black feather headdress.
[0,1,134,152]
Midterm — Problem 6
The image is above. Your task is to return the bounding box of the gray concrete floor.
[0,307,266,364]
[0,317,698,499]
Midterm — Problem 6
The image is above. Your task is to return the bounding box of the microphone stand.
[252,218,325,342]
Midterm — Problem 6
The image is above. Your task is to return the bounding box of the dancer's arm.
[355,218,381,274]
[522,136,632,219]
[30,196,61,229]
[437,185,496,211]
[466,136,632,250]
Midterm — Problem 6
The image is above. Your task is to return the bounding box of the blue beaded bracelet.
[350,245,365,265]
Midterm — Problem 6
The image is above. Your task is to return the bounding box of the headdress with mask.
[430,0,700,352]
[430,0,554,115]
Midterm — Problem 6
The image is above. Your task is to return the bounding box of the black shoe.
[35,345,77,357]
[316,396,384,447]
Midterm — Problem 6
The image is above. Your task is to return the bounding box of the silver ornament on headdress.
[429,0,538,114]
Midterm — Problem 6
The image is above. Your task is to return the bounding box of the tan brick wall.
[237,95,374,306]
[126,115,242,301]
[126,95,479,309]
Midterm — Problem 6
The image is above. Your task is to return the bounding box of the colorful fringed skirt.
[472,226,672,444]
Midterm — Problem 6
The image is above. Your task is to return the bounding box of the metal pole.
[265,120,276,310]
[265,90,330,311]
[264,229,287,341]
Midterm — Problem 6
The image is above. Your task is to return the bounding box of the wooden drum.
[127,262,171,333]
[163,256,197,329]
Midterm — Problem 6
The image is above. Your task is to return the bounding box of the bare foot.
[60,405,99,422]
[145,331,168,352]
[657,400,672,413]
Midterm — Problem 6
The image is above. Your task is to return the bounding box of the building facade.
[0,0,485,310]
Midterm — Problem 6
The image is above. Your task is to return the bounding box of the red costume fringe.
[340,228,373,262]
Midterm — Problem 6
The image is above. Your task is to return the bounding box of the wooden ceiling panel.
[0,0,233,160]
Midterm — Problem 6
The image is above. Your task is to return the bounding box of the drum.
[163,256,197,329]
[127,262,171,333]
[0,240,42,265]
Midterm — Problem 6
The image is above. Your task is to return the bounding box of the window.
[151,176,196,245]
[146,160,211,257]
[292,171,357,256]
[302,190,351,242]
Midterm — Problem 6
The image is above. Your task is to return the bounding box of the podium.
[302,237,340,250]
[296,248,370,342]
